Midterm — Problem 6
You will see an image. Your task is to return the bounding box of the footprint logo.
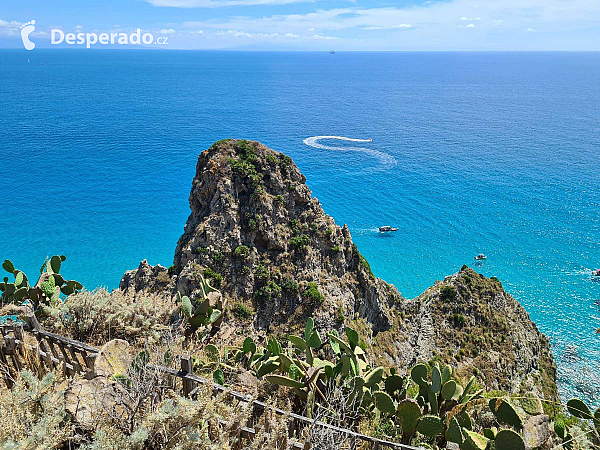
[20,20,36,51]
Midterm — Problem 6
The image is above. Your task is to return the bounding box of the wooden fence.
[0,319,422,450]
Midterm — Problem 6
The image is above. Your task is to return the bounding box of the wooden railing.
[0,319,422,450]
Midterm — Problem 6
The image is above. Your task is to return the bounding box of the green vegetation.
[233,245,250,259]
[177,273,224,331]
[254,280,282,300]
[0,256,82,309]
[289,234,310,252]
[195,246,208,254]
[232,302,252,321]
[254,263,270,280]
[281,277,298,293]
[203,267,222,287]
[331,245,341,252]
[440,285,457,302]
[274,194,284,206]
[302,282,323,305]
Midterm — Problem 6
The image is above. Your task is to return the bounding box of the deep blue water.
[1,50,599,404]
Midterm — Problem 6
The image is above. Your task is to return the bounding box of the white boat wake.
[302,136,397,170]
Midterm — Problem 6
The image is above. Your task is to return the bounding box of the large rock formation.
[121,139,557,400]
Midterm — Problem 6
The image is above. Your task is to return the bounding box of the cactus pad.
[442,380,457,400]
[373,391,396,414]
[566,398,592,419]
[396,399,422,435]
[411,363,429,387]
[493,399,523,429]
[416,414,444,438]
[519,394,543,415]
[495,429,525,450]
[463,430,489,450]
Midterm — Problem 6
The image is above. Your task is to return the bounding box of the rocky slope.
[120,139,557,400]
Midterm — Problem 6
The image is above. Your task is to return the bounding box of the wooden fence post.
[181,356,194,397]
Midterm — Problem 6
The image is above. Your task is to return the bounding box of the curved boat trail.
[303,136,397,170]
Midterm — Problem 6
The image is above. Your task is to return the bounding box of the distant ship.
[330,50,335,54]
[594,269,600,277]
[474,253,487,260]
[379,225,398,232]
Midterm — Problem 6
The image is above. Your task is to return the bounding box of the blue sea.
[0,50,599,404]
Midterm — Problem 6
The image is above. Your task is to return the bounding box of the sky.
[1,0,600,51]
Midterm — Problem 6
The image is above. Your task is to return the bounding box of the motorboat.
[330,50,335,54]
[594,269,600,277]
[379,226,398,232]
[474,253,487,261]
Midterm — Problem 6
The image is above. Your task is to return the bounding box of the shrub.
[196,246,208,254]
[331,245,341,252]
[241,265,251,274]
[168,265,176,275]
[440,285,457,302]
[212,251,224,263]
[325,228,333,236]
[234,245,250,259]
[254,263,270,280]
[281,278,298,293]
[203,268,222,287]
[244,218,258,232]
[254,281,282,300]
[336,306,345,323]
[274,195,284,206]
[233,303,252,321]
[290,234,310,251]
[451,313,465,328]
[303,282,323,305]
[290,219,301,235]
[42,289,177,345]
[279,154,293,167]
[266,154,278,164]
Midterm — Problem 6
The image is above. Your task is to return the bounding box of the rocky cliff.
[121,139,557,400]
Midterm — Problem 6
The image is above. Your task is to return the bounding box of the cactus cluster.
[177,273,225,331]
[0,256,82,309]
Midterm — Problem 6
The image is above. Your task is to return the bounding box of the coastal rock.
[120,259,172,293]
[523,414,552,449]
[65,376,128,429]
[120,139,558,400]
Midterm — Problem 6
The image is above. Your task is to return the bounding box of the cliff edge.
[120,139,557,400]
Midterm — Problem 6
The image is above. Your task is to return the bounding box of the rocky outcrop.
[120,139,557,400]
[123,139,397,333]
[370,267,558,401]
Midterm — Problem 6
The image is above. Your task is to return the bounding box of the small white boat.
[379,225,398,232]
[330,50,335,54]
[474,253,487,261]
[368,138,373,142]
[594,269,600,277]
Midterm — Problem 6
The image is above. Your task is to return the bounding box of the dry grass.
[42,289,179,346]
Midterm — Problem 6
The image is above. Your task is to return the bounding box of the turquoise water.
[0,50,599,403]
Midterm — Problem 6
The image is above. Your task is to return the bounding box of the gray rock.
[523,414,551,449]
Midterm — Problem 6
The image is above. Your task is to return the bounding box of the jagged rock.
[65,376,128,428]
[93,339,134,377]
[123,139,396,333]
[523,414,551,449]
[120,259,171,293]
[120,139,558,400]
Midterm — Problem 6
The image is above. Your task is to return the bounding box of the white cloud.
[460,16,481,20]
[74,25,83,30]
[190,30,204,35]
[311,34,340,40]
[526,27,535,31]
[466,23,475,27]
[363,23,411,30]
[160,28,176,34]
[0,19,22,27]
[284,32,299,37]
